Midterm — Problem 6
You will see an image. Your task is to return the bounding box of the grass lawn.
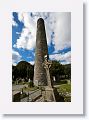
[56,84,71,93]
[54,84,71,102]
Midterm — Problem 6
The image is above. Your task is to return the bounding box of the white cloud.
[12,50,22,65]
[49,51,71,65]
[12,20,18,26]
[12,62,17,66]
[14,12,36,50]
[16,32,20,35]
[13,12,71,52]
[12,16,18,27]
[14,27,36,50]
[53,13,71,51]
[29,61,35,65]
[30,12,71,50]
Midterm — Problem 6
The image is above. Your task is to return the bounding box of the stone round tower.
[34,18,48,86]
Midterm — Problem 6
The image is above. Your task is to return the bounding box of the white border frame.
[0,0,83,114]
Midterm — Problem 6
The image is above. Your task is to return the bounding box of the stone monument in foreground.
[34,18,57,102]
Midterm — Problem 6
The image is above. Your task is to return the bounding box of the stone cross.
[43,55,52,88]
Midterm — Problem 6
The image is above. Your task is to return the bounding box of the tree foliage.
[12,60,71,82]
[50,60,71,81]
[12,61,34,81]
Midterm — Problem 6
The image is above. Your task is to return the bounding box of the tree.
[12,61,34,81]
[63,64,71,79]
[50,60,71,82]
[50,60,62,82]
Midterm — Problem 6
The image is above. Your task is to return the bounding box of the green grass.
[55,84,71,102]
[56,84,71,93]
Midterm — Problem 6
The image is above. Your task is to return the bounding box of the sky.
[12,12,71,66]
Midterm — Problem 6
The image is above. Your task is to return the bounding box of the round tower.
[34,18,48,86]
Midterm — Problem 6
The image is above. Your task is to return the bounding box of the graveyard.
[12,78,71,102]
[12,18,71,102]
